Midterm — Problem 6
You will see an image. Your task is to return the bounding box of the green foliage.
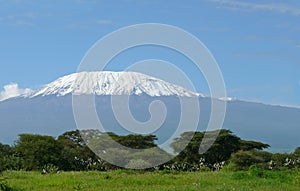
[110,133,157,149]
[14,134,62,170]
[88,133,171,169]
[0,181,19,191]
[171,130,241,169]
[41,164,59,174]
[0,144,21,172]
[230,150,271,170]
[198,166,211,172]
[228,148,300,171]
[294,147,300,168]
[270,153,299,170]
[57,130,99,171]
[221,163,238,172]
[0,155,23,172]
[248,165,265,178]
[0,144,12,156]
[0,129,299,173]
[239,140,270,151]
[204,130,241,165]
[293,147,300,157]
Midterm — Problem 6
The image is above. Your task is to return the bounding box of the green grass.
[0,169,300,191]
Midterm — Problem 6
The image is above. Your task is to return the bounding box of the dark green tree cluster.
[0,131,101,172]
[0,129,299,172]
[169,129,299,171]
[166,130,270,170]
[0,143,22,172]
[230,148,300,171]
[87,132,171,169]
[0,130,169,172]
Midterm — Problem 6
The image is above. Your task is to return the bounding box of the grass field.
[1,169,300,191]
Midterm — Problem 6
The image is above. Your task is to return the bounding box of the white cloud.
[0,12,36,26]
[0,83,33,101]
[208,0,300,16]
[10,20,34,26]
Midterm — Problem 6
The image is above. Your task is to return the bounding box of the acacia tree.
[111,133,157,149]
[57,130,99,171]
[14,134,62,170]
[171,130,250,167]
[239,140,270,151]
[88,132,171,169]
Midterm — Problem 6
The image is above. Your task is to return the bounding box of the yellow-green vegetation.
[1,169,300,191]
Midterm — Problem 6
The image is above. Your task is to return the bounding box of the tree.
[14,134,62,170]
[0,143,12,156]
[171,130,241,167]
[88,132,171,169]
[0,143,24,172]
[239,140,270,151]
[171,131,203,164]
[203,130,241,164]
[112,134,157,149]
[0,143,12,172]
[294,147,300,157]
[293,147,300,168]
[57,130,98,171]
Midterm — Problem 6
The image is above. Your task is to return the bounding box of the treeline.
[0,129,299,172]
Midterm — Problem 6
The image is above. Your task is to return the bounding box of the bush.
[0,156,23,172]
[230,150,265,170]
[248,165,265,178]
[271,153,297,170]
[199,166,211,172]
[41,164,59,174]
[221,163,238,172]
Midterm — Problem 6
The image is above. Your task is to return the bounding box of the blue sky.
[0,0,299,107]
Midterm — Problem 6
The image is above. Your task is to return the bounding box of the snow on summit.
[30,71,202,97]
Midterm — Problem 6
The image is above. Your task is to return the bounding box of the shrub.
[41,164,59,174]
[271,153,296,170]
[221,163,238,172]
[230,150,266,170]
[248,165,265,178]
[198,166,211,172]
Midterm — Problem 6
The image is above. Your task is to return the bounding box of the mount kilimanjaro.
[28,71,202,97]
[0,71,299,152]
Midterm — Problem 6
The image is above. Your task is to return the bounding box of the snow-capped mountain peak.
[29,71,203,97]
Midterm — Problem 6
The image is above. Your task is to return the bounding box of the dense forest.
[0,129,299,173]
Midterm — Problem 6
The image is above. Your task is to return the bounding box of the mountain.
[28,71,202,97]
[0,71,299,152]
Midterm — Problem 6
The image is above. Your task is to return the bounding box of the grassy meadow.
[1,169,300,191]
